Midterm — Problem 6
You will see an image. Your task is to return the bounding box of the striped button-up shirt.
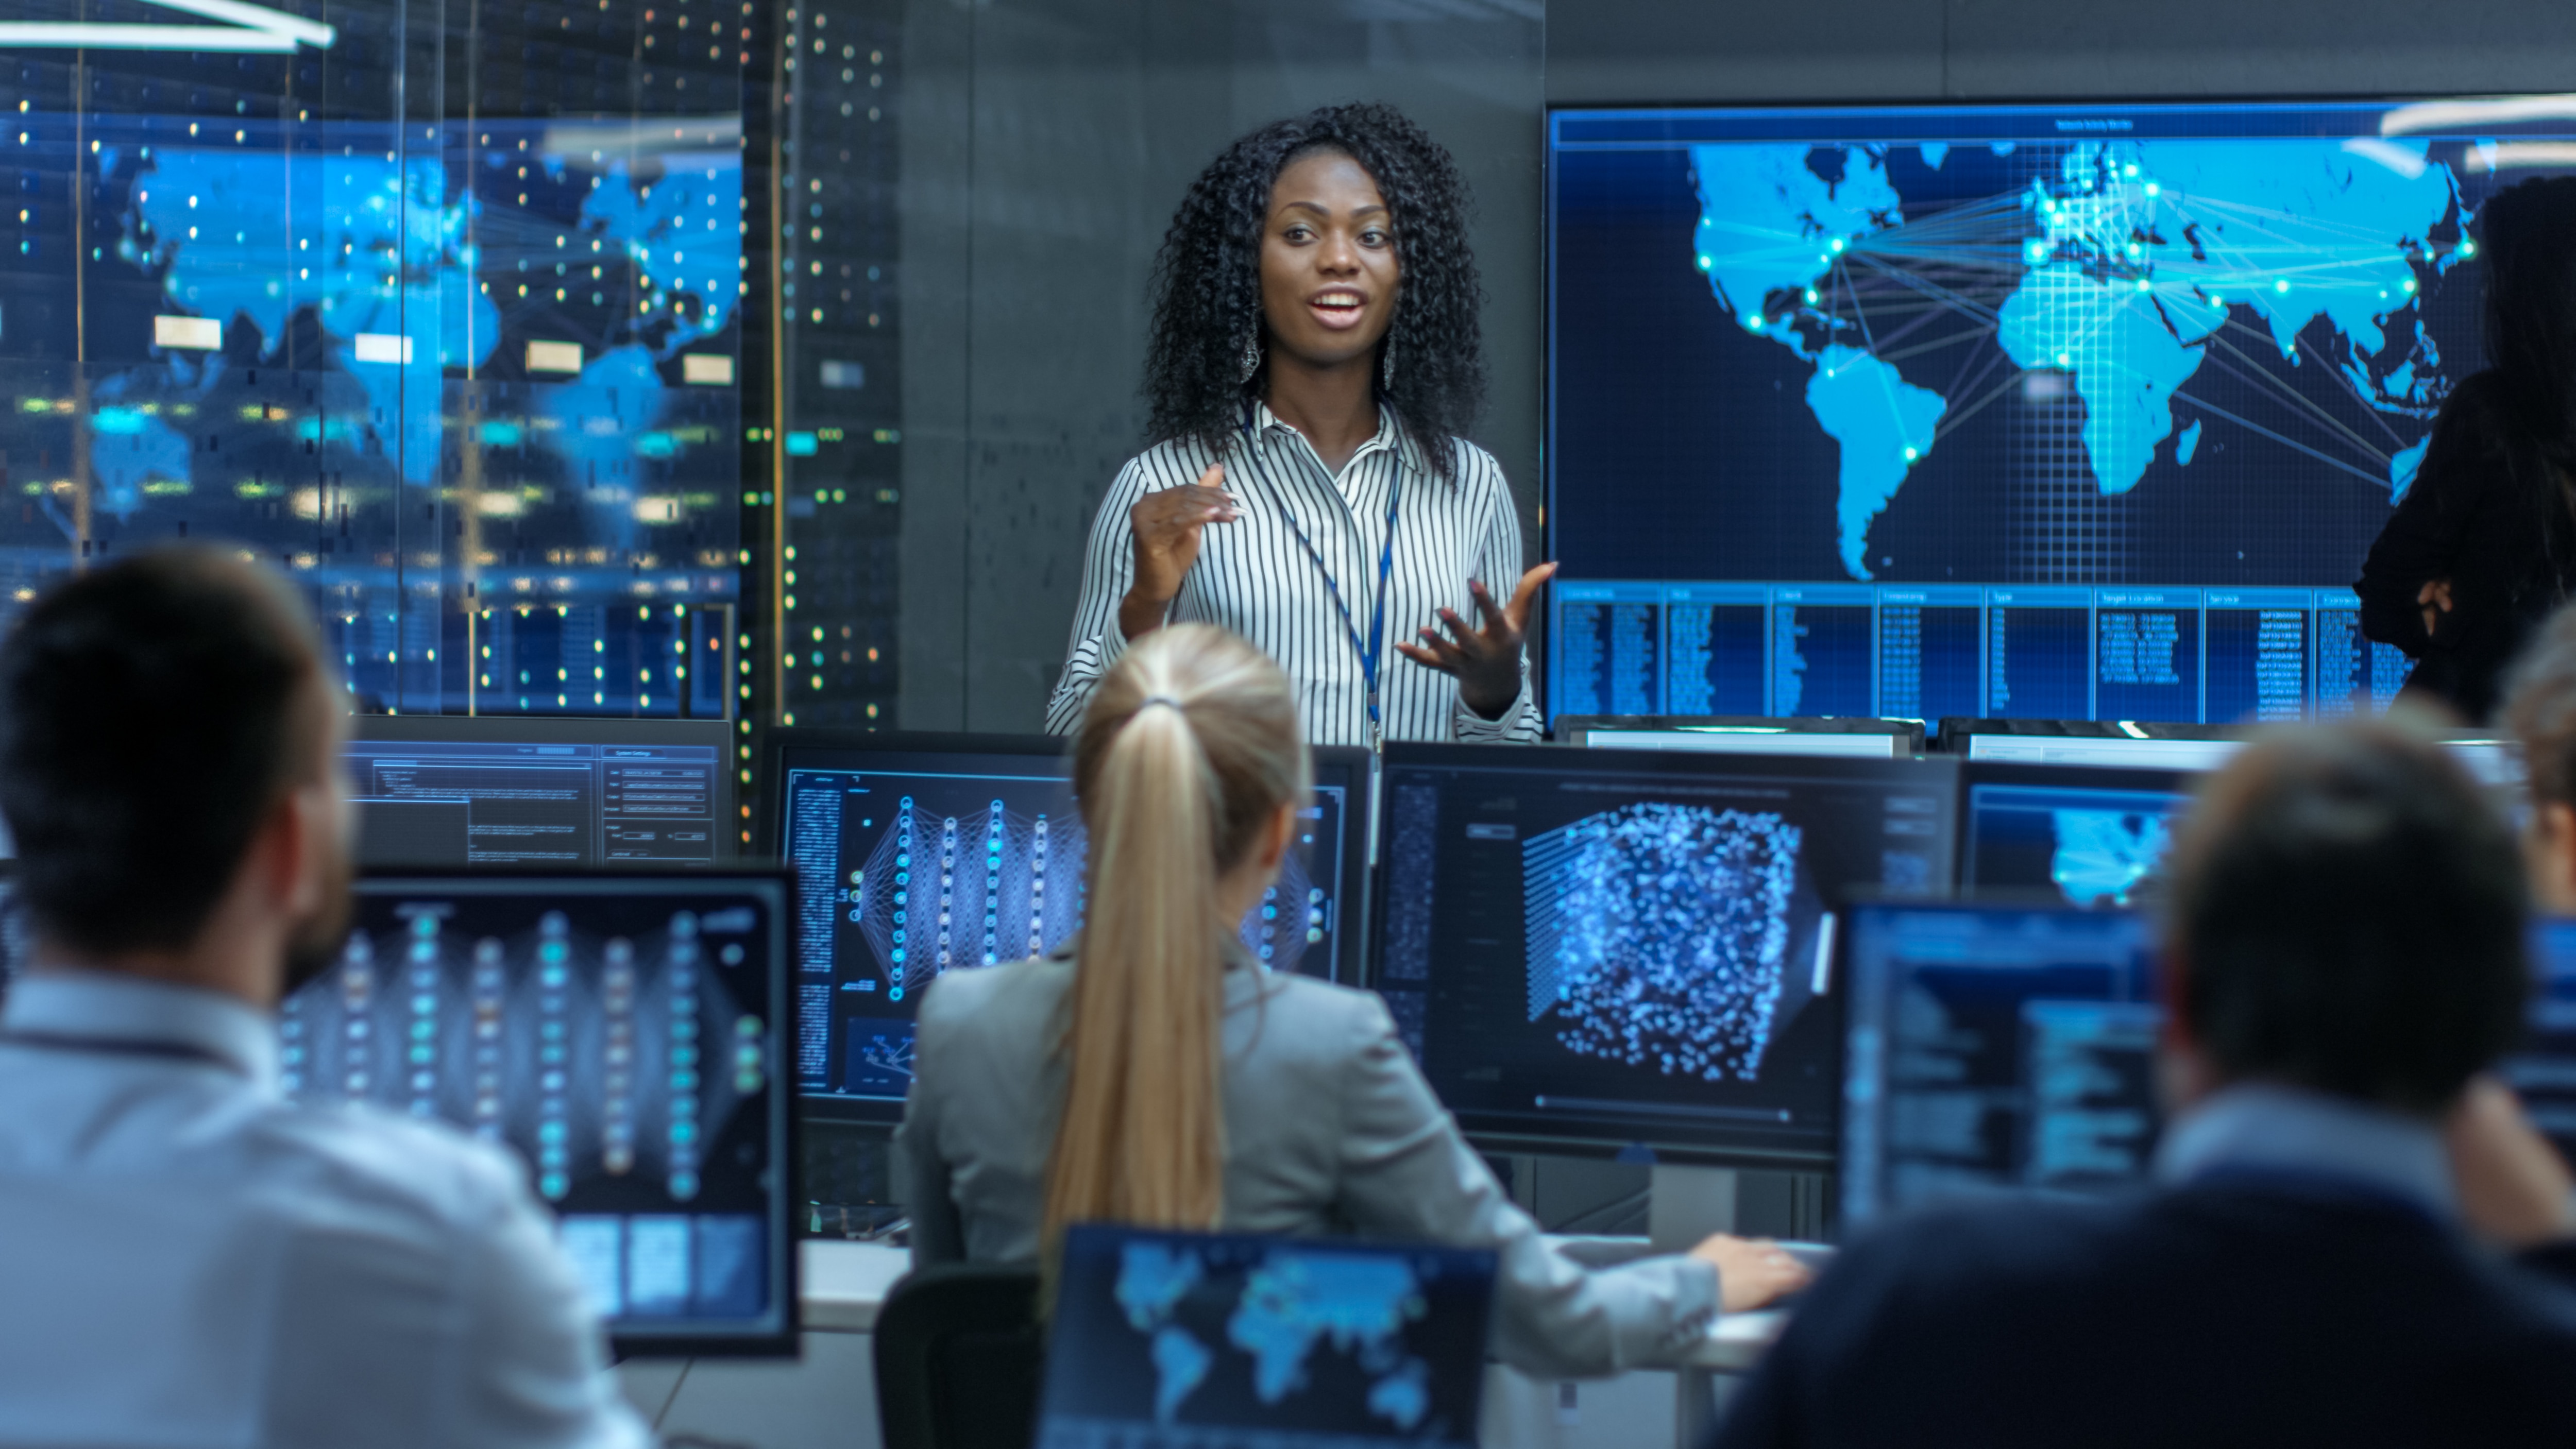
[1046,403,1541,746]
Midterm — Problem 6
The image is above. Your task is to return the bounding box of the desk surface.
[796,1239,1788,1369]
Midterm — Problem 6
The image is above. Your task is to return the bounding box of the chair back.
[873,1264,1043,1449]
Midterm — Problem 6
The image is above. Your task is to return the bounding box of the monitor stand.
[1647,1164,1737,1250]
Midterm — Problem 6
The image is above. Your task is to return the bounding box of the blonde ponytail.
[1042,624,1306,1257]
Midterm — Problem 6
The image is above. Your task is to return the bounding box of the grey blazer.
[896,948,1721,1379]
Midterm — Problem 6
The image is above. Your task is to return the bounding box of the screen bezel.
[763,730,1382,1127]
[1371,740,1961,1166]
[349,867,800,1359]
[347,714,738,863]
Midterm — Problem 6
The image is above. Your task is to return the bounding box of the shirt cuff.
[1451,679,1534,742]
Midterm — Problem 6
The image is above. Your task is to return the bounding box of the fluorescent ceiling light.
[2381,95,2576,135]
[0,0,334,52]
[2466,142,2576,173]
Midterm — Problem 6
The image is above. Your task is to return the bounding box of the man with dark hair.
[1716,722,2576,1448]
[0,550,648,1447]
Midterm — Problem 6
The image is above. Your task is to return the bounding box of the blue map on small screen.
[1043,1229,1492,1449]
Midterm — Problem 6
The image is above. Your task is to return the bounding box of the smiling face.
[1257,148,1400,372]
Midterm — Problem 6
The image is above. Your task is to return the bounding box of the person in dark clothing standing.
[1711,722,2576,1449]
[2359,177,2576,722]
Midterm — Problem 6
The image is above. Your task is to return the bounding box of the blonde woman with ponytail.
[899,624,1807,1377]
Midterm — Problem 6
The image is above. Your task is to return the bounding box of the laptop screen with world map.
[1546,97,2576,728]
[1039,1226,1496,1449]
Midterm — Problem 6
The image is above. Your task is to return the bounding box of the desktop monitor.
[1546,97,2576,727]
[280,870,796,1357]
[1039,1224,1497,1449]
[348,716,734,868]
[1374,742,1960,1165]
[1957,760,2197,908]
[1840,902,2161,1228]
[1559,715,1922,758]
[767,731,1377,1124]
[2503,918,2576,1169]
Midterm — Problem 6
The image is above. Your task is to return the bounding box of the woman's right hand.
[1689,1233,1812,1312]
[1120,464,1240,640]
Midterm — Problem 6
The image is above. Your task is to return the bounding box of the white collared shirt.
[1047,404,1543,746]
[0,969,651,1449]
[2155,1082,2458,1219]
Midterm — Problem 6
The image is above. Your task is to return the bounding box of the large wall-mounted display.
[0,2,770,720]
[1546,96,2576,725]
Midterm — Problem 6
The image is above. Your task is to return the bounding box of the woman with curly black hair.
[1044,103,1552,748]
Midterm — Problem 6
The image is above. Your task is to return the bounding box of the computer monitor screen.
[2503,918,2576,1169]
[771,732,1375,1122]
[280,871,795,1356]
[1840,903,2161,1227]
[1546,97,2576,726]
[1040,1224,1497,1449]
[1964,735,2244,771]
[348,717,732,868]
[1375,743,1959,1163]
[1958,761,2196,908]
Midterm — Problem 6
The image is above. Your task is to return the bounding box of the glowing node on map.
[1903,446,1919,461]
[1804,287,1819,303]
[2461,241,2478,258]
[1828,237,1845,253]
[2144,181,2161,196]
[2275,278,2290,293]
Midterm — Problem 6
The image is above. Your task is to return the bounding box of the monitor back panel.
[1840,902,2159,1228]
[282,871,796,1356]
[347,716,734,868]
[769,731,1375,1122]
[1040,1224,1497,1449]
[1374,742,1959,1165]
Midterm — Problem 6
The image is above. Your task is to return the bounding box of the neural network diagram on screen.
[1547,97,2576,726]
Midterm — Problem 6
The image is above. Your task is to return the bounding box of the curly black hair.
[1143,103,1485,484]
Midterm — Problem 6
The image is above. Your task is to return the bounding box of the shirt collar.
[3,968,280,1092]
[2154,1082,2454,1220]
[1246,398,1428,483]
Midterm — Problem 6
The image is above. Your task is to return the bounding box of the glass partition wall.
[2,0,756,719]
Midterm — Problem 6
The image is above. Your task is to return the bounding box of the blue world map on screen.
[1115,1242,1435,1433]
[1689,137,2466,583]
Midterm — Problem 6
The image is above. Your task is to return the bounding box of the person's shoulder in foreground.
[1714,718,2576,1448]
[0,547,648,1449]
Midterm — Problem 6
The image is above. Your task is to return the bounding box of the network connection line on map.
[1687,134,2470,578]
[1522,802,1803,1082]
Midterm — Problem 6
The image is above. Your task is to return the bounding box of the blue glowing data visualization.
[1957,762,2194,908]
[0,113,743,715]
[1040,1226,1496,1449]
[1378,742,1956,1163]
[774,735,1371,1122]
[1548,98,2576,725]
[280,872,793,1353]
[1839,903,2160,1226]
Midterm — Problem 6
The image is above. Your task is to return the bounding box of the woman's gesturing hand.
[1396,561,1557,720]
[2417,576,2455,643]
[1121,464,1240,640]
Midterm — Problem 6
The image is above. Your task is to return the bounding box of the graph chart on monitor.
[280,872,794,1355]
[771,732,1373,1122]
[1547,97,2576,728]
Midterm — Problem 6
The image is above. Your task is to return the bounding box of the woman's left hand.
[1397,562,1557,720]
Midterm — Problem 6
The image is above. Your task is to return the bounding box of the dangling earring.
[1238,329,1263,385]
[1379,335,1396,392]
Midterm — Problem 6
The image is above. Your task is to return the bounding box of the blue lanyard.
[1241,407,1403,752]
